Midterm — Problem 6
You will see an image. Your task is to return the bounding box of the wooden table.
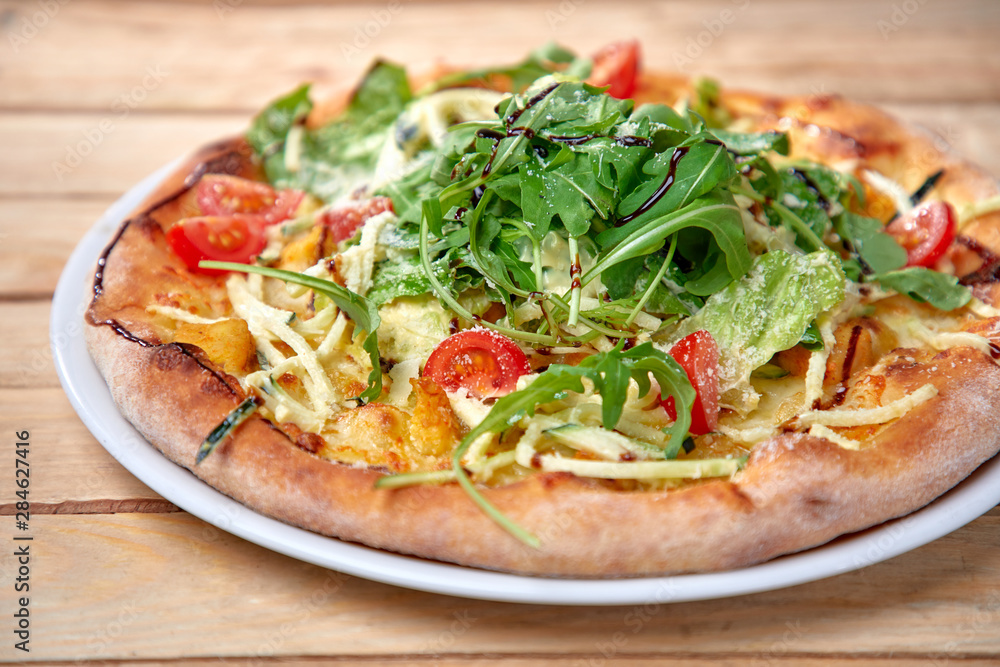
[2,0,999,663]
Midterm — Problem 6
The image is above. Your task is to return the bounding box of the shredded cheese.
[717,424,778,445]
[387,358,421,407]
[808,424,862,450]
[802,313,835,409]
[284,123,304,173]
[228,275,335,411]
[798,383,938,427]
[530,455,741,480]
[336,210,396,296]
[145,305,229,325]
[862,168,913,216]
[968,298,1000,319]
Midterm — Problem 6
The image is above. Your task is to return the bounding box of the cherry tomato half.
[319,196,395,243]
[586,40,641,100]
[166,215,268,276]
[884,200,957,268]
[661,330,720,436]
[197,174,303,225]
[423,329,531,399]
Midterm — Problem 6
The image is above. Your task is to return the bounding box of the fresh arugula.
[398,76,758,340]
[873,267,972,311]
[441,341,694,546]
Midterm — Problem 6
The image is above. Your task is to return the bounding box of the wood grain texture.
[0,112,246,196]
[0,196,116,298]
[2,0,999,662]
[0,387,163,504]
[0,0,997,112]
[1,513,996,662]
[14,661,1000,667]
[2,302,70,390]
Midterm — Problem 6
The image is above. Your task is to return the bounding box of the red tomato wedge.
[319,197,395,243]
[166,215,268,276]
[587,41,641,99]
[884,200,957,268]
[423,329,531,399]
[197,174,303,225]
[661,330,720,436]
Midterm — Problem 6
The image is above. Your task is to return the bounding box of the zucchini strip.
[195,398,259,464]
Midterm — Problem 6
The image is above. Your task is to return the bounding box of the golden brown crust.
[84,71,1000,577]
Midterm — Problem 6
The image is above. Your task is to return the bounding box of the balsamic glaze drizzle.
[789,168,830,211]
[615,146,690,227]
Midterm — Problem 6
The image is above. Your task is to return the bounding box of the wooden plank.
[0,196,115,299]
[1,302,70,390]
[0,387,162,504]
[5,513,998,661]
[11,660,1000,667]
[0,0,997,113]
[2,102,998,202]
[0,112,246,197]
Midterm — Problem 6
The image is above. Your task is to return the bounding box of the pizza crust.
[84,73,1000,577]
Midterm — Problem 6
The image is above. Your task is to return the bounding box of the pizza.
[83,42,1000,577]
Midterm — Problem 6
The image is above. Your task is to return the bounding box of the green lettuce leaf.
[671,249,846,414]
[247,62,412,202]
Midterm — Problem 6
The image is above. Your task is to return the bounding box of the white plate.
[51,160,1000,606]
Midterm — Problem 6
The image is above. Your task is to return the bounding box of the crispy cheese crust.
[84,74,1000,576]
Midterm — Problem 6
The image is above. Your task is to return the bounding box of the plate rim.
[49,158,1000,606]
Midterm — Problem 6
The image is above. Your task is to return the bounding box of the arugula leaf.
[873,267,972,311]
[421,41,587,94]
[614,138,737,226]
[620,343,694,451]
[588,190,751,289]
[834,211,907,275]
[440,339,696,547]
[200,262,384,403]
[689,77,730,129]
[710,129,789,156]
